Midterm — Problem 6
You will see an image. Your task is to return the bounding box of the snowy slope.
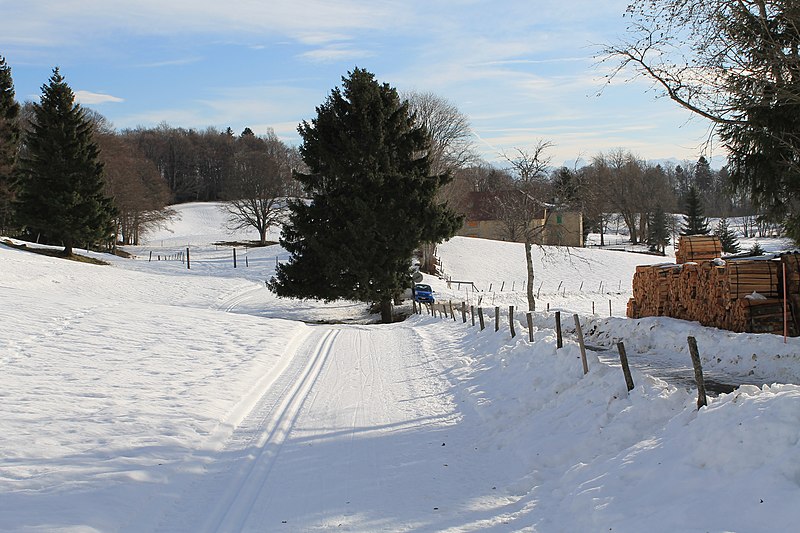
[1,202,798,532]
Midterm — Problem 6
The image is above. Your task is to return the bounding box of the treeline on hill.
[445,150,763,250]
[24,110,303,246]
[0,58,304,250]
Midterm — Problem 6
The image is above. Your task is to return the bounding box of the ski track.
[203,328,340,533]
[147,326,337,533]
[149,322,470,532]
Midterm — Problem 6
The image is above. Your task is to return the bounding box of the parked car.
[413,283,435,303]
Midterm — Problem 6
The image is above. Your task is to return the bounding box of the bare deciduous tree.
[222,130,292,245]
[497,141,554,311]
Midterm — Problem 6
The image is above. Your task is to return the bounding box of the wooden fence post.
[495,306,500,332]
[149,251,152,262]
[608,299,612,317]
[687,336,708,409]
[478,308,485,331]
[470,305,475,327]
[555,311,562,348]
[461,302,467,323]
[574,314,588,374]
[233,248,237,268]
[450,301,456,322]
[186,247,190,270]
[509,306,516,338]
[527,312,534,342]
[617,341,635,392]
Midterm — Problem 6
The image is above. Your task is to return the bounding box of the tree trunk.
[525,239,535,311]
[380,298,393,323]
[420,242,436,274]
[259,227,267,245]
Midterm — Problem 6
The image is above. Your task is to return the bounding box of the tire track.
[200,327,339,533]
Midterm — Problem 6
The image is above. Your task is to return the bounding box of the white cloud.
[75,90,124,104]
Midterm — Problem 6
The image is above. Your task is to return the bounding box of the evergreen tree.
[269,68,462,323]
[680,186,710,235]
[694,156,713,194]
[646,204,670,255]
[0,55,20,233]
[714,217,741,254]
[14,68,116,255]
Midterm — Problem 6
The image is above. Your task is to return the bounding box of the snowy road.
[147,323,508,532]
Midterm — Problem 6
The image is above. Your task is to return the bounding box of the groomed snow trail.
[152,322,512,532]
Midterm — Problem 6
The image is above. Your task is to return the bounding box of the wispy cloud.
[299,45,375,63]
[136,57,203,68]
[75,90,124,104]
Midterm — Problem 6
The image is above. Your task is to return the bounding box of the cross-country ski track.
[145,290,517,532]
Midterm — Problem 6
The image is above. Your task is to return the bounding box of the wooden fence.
[413,299,710,410]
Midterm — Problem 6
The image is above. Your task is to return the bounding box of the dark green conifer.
[15,68,116,255]
[680,185,710,236]
[269,68,462,322]
[0,55,20,233]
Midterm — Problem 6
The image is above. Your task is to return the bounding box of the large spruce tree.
[680,186,710,236]
[269,68,462,322]
[15,68,116,256]
[0,55,20,233]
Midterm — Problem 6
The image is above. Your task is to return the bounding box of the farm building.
[456,191,583,247]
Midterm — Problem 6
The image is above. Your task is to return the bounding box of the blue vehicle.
[413,283,435,304]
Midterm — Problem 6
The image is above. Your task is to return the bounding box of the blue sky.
[1,0,723,167]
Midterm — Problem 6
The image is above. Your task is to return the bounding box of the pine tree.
[0,55,21,233]
[714,217,741,254]
[646,205,670,255]
[269,68,462,323]
[14,68,116,255]
[680,185,709,235]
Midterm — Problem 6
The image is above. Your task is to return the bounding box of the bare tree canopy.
[604,0,800,239]
[403,90,478,175]
[222,130,294,245]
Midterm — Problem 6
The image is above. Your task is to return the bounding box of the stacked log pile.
[675,235,721,264]
[628,236,799,335]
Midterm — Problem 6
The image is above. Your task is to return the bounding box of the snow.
[1,202,798,532]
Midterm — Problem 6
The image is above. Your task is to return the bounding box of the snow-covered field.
[1,202,798,532]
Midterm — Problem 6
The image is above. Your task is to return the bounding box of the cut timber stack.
[675,235,721,264]
[628,237,798,336]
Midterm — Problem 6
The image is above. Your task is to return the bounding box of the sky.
[1,0,725,167]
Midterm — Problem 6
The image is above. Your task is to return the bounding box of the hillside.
[0,202,798,532]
